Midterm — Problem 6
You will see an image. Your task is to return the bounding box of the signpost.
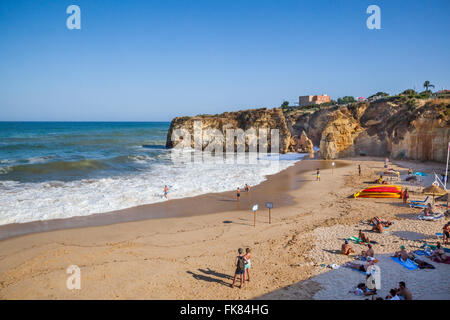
[265,202,273,224]
[332,161,335,175]
[252,204,258,227]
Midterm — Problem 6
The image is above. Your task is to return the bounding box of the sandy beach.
[0,157,449,299]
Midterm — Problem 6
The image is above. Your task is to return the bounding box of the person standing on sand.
[358,164,361,176]
[163,185,169,199]
[316,168,320,181]
[231,248,246,288]
[236,188,240,201]
[402,188,409,204]
[244,248,252,282]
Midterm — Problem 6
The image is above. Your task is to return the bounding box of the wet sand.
[0,157,448,299]
[0,159,339,241]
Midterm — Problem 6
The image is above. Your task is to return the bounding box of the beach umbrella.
[423,185,447,203]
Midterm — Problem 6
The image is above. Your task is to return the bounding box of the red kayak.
[361,187,402,193]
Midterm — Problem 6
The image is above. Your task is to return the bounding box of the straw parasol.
[423,184,447,203]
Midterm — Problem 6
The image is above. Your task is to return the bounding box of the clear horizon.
[1,0,449,121]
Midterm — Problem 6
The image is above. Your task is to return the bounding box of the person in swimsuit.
[402,188,409,204]
[316,169,320,181]
[341,240,355,255]
[163,185,169,199]
[361,243,374,258]
[244,248,252,282]
[396,281,412,300]
[443,223,450,245]
[394,245,410,262]
[236,188,240,201]
[372,221,384,233]
[359,230,370,244]
[430,242,448,263]
[244,184,250,192]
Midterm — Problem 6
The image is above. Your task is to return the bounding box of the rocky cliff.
[166,98,450,162]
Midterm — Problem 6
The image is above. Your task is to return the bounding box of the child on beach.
[231,248,247,289]
[236,188,240,201]
[244,248,252,281]
[316,169,320,181]
[163,185,169,199]
[244,184,250,192]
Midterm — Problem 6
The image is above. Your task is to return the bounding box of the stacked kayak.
[354,185,402,198]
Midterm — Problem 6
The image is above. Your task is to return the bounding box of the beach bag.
[236,256,246,271]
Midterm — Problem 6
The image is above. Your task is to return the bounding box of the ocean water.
[0,122,304,225]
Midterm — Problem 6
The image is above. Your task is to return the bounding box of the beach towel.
[418,214,444,221]
[346,236,378,245]
[414,250,432,256]
[391,257,418,270]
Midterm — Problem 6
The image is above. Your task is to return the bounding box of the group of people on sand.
[231,248,252,288]
[236,184,250,201]
[385,281,413,300]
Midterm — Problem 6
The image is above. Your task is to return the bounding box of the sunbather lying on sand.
[409,255,435,269]
[393,245,411,262]
[370,216,392,227]
[344,258,378,273]
[341,240,355,255]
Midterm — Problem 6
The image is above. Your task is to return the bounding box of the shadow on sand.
[186,268,232,287]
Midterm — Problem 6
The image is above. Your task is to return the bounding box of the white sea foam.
[0,151,306,225]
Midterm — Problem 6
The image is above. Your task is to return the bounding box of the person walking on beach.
[244,248,252,282]
[231,248,246,288]
[163,185,169,199]
[236,188,241,202]
[402,188,409,204]
[316,168,320,181]
[358,164,361,176]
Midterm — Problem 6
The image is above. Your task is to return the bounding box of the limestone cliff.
[166,98,450,162]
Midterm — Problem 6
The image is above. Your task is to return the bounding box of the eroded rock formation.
[166,98,450,162]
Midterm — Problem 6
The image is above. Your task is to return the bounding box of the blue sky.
[0,0,449,121]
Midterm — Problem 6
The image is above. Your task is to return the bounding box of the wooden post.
[269,208,271,224]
